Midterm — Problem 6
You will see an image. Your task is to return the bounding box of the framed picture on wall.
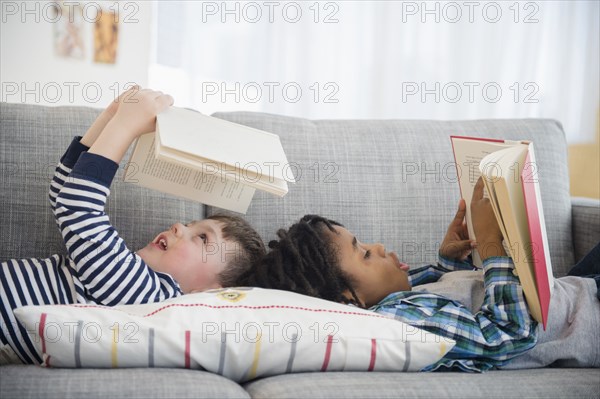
[51,2,85,60]
[94,8,119,64]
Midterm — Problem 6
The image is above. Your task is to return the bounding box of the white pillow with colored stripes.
[14,287,454,382]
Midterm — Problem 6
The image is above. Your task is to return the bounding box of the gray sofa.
[1,102,598,398]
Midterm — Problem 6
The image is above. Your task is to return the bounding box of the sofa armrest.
[571,197,600,263]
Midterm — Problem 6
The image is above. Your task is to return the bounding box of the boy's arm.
[408,254,475,286]
[54,89,180,305]
[429,255,537,371]
[49,136,90,223]
[49,90,130,223]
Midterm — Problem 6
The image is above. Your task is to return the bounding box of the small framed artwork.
[52,3,85,60]
[94,8,119,64]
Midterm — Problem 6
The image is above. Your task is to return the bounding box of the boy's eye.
[364,250,371,259]
[199,233,207,244]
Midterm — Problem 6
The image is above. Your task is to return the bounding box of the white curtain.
[150,1,599,144]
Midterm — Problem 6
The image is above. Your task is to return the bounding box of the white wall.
[0,1,153,109]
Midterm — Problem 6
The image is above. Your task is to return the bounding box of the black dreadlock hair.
[235,215,364,307]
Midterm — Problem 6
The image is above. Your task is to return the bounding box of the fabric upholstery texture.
[571,197,600,262]
[209,112,575,276]
[243,369,600,399]
[0,365,250,399]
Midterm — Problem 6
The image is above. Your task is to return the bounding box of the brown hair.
[207,213,266,287]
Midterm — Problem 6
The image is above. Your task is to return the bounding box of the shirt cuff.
[482,256,520,286]
[438,253,474,271]
[60,136,91,168]
[69,152,119,188]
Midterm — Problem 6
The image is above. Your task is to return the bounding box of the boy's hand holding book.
[109,87,174,139]
[439,198,476,261]
[89,87,174,164]
[80,85,140,148]
[470,176,507,261]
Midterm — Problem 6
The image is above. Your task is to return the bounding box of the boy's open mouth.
[153,235,168,251]
[390,251,409,272]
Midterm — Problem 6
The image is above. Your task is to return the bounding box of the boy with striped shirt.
[1,88,266,364]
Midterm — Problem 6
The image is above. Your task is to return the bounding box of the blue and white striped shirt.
[370,255,538,372]
[1,136,183,364]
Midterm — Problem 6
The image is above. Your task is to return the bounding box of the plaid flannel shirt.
[369,255,538,372]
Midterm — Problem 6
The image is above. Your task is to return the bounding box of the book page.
[155,145,289,197]
[124,133,256,214]
[480,171,511,251]
[155,107,295,196]
[450,136,518,266]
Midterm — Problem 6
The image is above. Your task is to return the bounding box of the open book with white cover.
[124,107,294,213]
[451,136,554,328]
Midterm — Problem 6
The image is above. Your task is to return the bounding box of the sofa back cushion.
[0,102,205,261]
[209,112,574,276]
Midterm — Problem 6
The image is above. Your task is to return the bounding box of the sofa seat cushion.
[243,368,600,399]
[0,365,250,399]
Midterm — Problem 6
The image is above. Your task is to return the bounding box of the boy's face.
[326,226,411,308]
[137,220,233,293]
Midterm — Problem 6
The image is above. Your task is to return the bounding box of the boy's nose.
[171,222,185,237]
[371,243,386,256]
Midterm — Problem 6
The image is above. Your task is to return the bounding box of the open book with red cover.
[451,135,553,329]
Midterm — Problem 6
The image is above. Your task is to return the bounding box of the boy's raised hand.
[110,87,174,139]
[471,176,506,260]
[439,198,476,261]
[80,85,141,147]
[105,84,140,117]
[88,87,174,164]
